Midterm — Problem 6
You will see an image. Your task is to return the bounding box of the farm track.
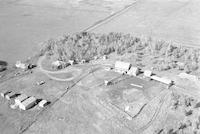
[133,90,170,134]
[83,0,137,32]
[20,62,101,134]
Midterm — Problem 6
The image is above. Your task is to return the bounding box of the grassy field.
[91,0,200,48]
[0,0,110,64]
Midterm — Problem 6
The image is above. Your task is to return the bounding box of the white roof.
[19,96,36,110]
[127,67,139,76]
[15,61,27,69]
[115,61,131,71]
[39,100,48,107]
[15,94,28,105]
[144,70,153,77]
[151,76,172,85]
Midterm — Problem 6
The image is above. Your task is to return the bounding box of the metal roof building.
[15,94,28,106]
[114,61,131,73]
[19,96,36,110]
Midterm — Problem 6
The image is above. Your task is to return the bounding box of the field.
[91,0,200,48]
[0,0,109,64]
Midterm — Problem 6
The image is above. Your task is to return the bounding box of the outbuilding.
[15,61,27,70]
[68,60,75,65]
[104,80,112,86]
[127,67,140,76]
[177,62,185,70]
[19,96,37,110]
[15,94,28,106]
[114,61,131,74]
[144,70,153,77]
[151,75,173,86]
[1,91,11,98]
[103,55,107,60]
[38,100,48,108]
[5,92,16,100]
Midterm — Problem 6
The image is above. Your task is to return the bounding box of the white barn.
[19,96,36,110]
[127,67,139,76]
[114,61,131,74]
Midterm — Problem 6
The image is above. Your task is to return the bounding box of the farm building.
[144,70,153,77]
[5,92,16,100]
[1,91,11,98]
[39,100,48,108]
[114,61,131,74]
[80,59,89,64]
[19,96,37,110]
[103,55,107,60]
[104,80,112,86]
[151,75,173,86]
[177,62,185,70]
[15,61,27,70]
[68,60,75,65]
[127,67,140,76]
[15,94,28,106]
[52,60,68,69]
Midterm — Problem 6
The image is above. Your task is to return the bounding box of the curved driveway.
[37,55,82,81]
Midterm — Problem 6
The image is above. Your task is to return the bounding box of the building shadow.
[0,60,8,72]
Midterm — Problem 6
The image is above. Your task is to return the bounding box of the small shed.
[1,91,11,98]
[15,61,27,70]
[52,61,62,69]
[38,100,48,108]
[144,70,153,77]
[81,59,89,64]
[19,96,37,110]
[104,80,112,86]
[127,67,140,76]
[15,94,28,106]
[68,60,75,65]
[115,61,131,73]
[103,55,107,60]
[178,73,198,81]
[5,92,16,100]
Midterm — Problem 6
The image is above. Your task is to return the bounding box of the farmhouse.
[114,61,131,74]
[19,96,37,110]
[127,67,139,76]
